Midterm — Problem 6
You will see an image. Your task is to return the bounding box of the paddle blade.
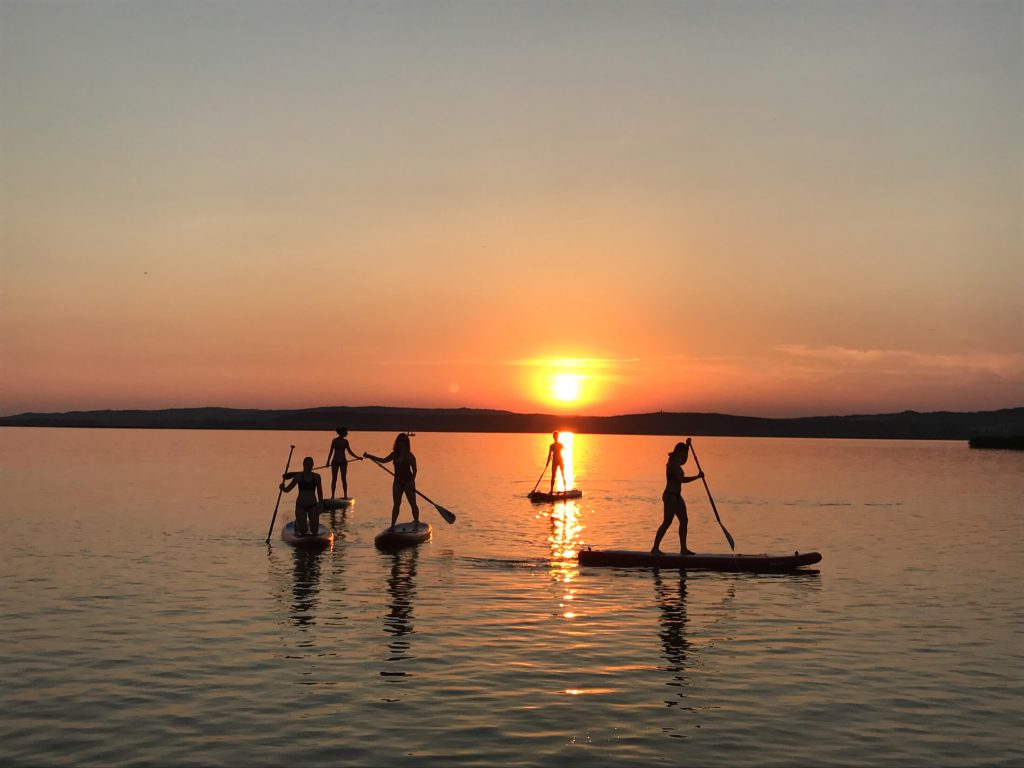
[436,505,456,525]
[722,524,736,551]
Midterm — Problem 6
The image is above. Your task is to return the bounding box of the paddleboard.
[577,548,821,572]
[374,521,431,550]
[281,521,334,548]
[322,498,354,511]
[529,489,583,503]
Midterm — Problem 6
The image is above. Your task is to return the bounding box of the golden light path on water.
[544,432,615,697]
[544,430,581,633]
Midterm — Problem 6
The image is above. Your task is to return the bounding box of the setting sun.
[525,358,607,411]
[552,374,582,403]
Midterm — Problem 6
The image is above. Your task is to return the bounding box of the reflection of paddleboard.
[374,521,431,550]
[322,498,354,511]
[578,548,821,572]
[529,489,583,503]
[281,522,333,548]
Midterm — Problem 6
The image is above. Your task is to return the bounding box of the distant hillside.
[2,405,1022,440]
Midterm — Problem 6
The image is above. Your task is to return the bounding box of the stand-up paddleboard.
[322,498,354,511]
[529,489,583,503]
[281,521,334,548]
[578,548,821,573]
[374,521,431,550]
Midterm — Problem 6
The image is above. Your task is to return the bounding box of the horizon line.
[2,402,1022,423]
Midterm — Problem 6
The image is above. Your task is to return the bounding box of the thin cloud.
[775,345,1024,376]
[504,357,643,368]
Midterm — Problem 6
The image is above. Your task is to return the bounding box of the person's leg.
[341,463,349,498]
[390,481,402,529]
[295,502,309,535]
[550,463,557,494]
[405,483,420,527]
[330,465,339,499]
[308,506,320,536]
[676,500,692,554]
[652,495,675,553]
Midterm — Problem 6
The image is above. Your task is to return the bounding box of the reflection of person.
[382,547,419,680]
[652,439,704,555]
[653,570,689,706]
[290,548,323,628]
[326,427,360,499]
[546,431,567,494]
[365,433,419,531]
[280,457,324,536]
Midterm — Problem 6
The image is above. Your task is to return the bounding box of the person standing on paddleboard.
[652,439,704,555]
[326,427,361,499]
[280,456,324,536]
[365,433,420,532]
[546,431,567,494]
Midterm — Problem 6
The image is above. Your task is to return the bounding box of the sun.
[552,374,582,403]
[526,356,604,410]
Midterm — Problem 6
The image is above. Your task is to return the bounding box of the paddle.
[366,457,457,524]
[313,457,364,470]
[265,445,295,543]
[687,440,736,551]
[529,457,551,496]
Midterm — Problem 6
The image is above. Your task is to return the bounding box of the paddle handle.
[688,441,736,551]
[265,445,295,543]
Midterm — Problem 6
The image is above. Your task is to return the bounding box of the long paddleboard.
[578,548,821,572]
[529,489,583,503]
[322,498,354,511]
[374,521,431,550]
[281,521,334,548]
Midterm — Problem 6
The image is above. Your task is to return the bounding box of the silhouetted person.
[652,439,703,555]
[365,433,419,531]
[280,456,324,536]
[326,427,360,499]
[546,431,567,494]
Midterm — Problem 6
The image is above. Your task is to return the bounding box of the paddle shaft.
[530,457,551,494]
[367,458,456,524]
[688,442,736,551]
[313,457,363,470]
[265,445,296,543]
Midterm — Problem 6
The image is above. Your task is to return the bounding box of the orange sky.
[1,2,1021,417]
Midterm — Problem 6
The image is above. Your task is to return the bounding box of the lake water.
[1,428,1021,766]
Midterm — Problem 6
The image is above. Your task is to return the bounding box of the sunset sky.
[1,0,1021,417]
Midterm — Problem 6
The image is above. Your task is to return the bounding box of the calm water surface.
[1,428,1021,766]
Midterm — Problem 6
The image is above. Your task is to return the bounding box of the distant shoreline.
[1,405,1022,441]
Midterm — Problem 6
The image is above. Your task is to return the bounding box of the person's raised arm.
[346,441,361,460]
[280,475,298,492]
[681,471,704,484]
[364,450,396,463]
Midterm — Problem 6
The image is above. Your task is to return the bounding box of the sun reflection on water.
[547,498,583,619]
